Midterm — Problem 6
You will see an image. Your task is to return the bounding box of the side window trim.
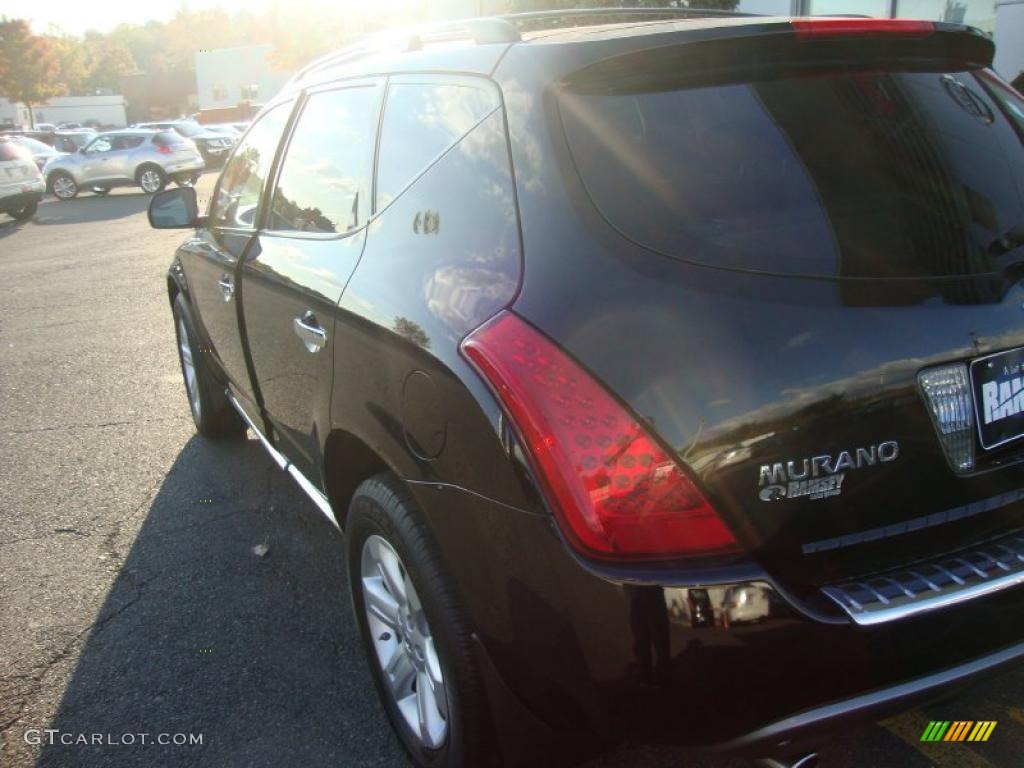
[371,73,502,218]
[207,98,298,234]
[260,76,385,241]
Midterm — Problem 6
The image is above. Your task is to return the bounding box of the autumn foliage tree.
[0,18,66,128]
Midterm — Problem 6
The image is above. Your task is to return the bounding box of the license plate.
[971,346,1024,449]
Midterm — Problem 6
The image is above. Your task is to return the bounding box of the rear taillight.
[792,19,935,40]
[461,311,739,560]
[155,144,173,155]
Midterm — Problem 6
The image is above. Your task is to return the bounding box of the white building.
[0,99,32,129]
[194,44,293,112]
[0,95,126,130]
[33,96,127,128]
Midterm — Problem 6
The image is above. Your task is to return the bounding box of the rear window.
[560,68,1024,278]
[0,141,30,162]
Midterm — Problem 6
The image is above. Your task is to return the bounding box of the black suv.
[149,11,1024,768]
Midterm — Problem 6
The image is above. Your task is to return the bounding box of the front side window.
[376,81,498,208]
[268,85,379,234]
[85,136,113,154]
[209,102,292,230]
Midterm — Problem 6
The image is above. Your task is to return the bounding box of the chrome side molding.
[226,391,339,530]
[822,533,1024,626]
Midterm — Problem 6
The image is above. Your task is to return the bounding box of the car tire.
[49,171,78,201]
[171,293,246,439]
[9,201,37,220]
[347,474,492,768]
[137,164,167,195]
[90,186,110,196]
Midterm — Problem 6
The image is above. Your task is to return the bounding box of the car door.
[79,135,114,182]
[241,80,382,482]
[180,101,294,415]
[108,134,145,181]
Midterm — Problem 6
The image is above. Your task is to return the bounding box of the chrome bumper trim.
[226,391,338,530]
[822,533,1024,626]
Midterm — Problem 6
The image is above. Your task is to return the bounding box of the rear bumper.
[412,482,1024,764]
[0,183,44,212]
[165,158,205,175]
[197,146,230,165]
[714,638,1024,759]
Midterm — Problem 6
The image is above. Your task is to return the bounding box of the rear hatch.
[153,131,201,157]
[0,141,40,191]
[554,21,1024,588]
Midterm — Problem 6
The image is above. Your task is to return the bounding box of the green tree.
[52,35,95,94]
[86,38,137,92]
[0,19,66,128]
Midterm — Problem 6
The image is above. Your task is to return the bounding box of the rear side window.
[113,135,144,150]
[153,131,186,147]
[268,85,379,234]
[560,68,1024,278]
[376,81,498,208]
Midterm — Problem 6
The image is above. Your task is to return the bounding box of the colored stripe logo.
[920,721,997,742]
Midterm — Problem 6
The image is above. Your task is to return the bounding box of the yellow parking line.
[881,710,997,768]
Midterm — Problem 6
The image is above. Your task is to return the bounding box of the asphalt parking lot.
[1,175,1023,768]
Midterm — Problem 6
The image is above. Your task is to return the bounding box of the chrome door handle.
[293,312,327,353]
[218,275,234,301]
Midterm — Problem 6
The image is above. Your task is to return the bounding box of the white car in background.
[0,138,44,221]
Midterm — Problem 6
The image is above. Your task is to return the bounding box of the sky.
[1,0,418,36]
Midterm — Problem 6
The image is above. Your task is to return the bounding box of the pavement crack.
[2,416,190,436]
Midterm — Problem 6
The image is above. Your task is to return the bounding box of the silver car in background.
[43,130,205,200]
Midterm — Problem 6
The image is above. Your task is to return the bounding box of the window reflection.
[269,86,377,235]
[210,102,290,229]
[376,83,497,209]
[562,69,1024,282]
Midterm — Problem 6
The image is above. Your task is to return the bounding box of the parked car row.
[1,119,248,219]
[1,127,98,154]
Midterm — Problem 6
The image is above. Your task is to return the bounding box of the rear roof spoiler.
[561,19,995,93]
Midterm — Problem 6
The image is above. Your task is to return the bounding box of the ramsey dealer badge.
[758,441,899,502]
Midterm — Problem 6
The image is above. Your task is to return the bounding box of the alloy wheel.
[177,316,201,420]
[52,175,76,199]
[140,169,163,193]
[361,534,449,750]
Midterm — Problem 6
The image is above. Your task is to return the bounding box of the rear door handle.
[218,275,234,301]
[293,311,327,353]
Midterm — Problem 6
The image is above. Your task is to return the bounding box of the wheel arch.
[321,428,392,532]
[45,167,78,191]
[167,273,181,306]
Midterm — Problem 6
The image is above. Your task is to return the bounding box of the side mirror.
[149,187,203,229]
